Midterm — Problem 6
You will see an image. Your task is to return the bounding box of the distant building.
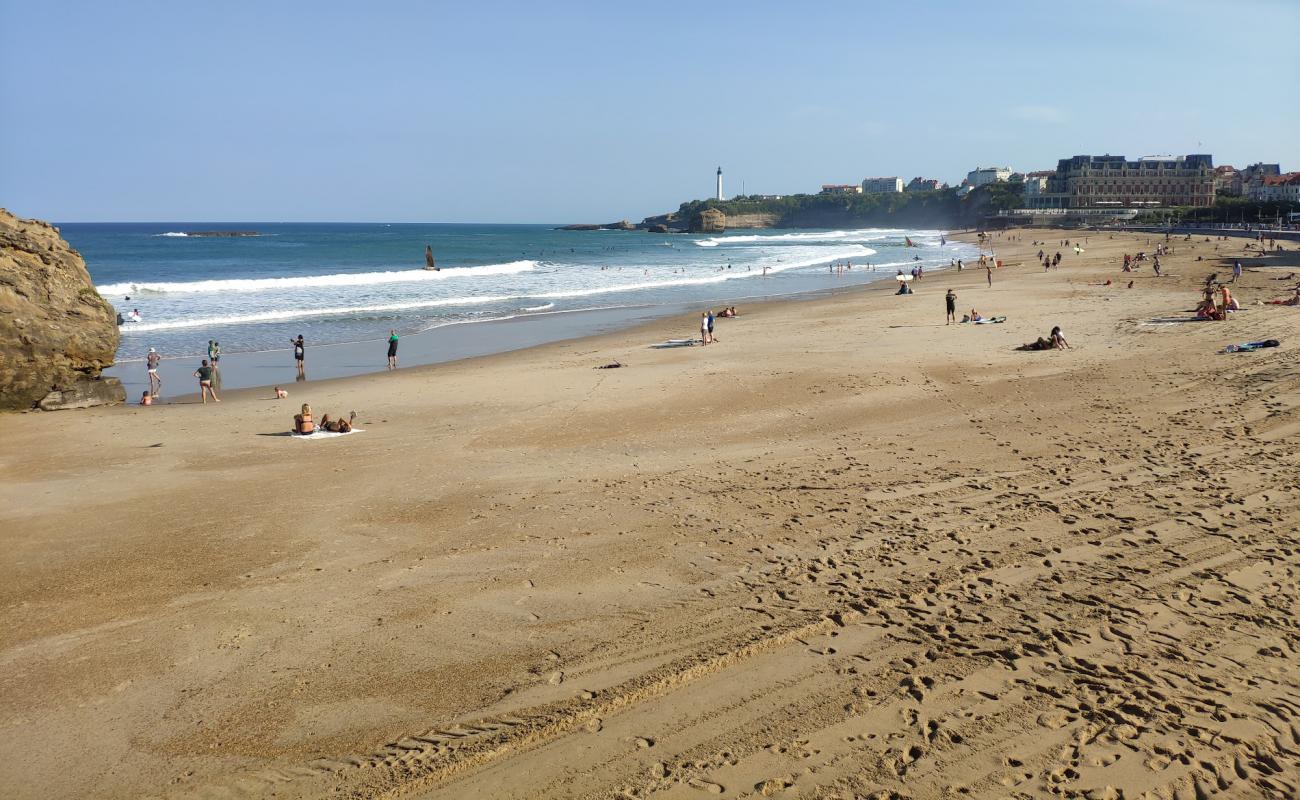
[1213,165,1242,196]
[1021,170,1054,202]
[1026,154,1215,209]
[753,194,784,200]
[821,184,864,195]
[861,177,903,193]
[956,179,974,198]
[966,166,1013,187]
[1240,162,1282,196]
[1248,172,1300,202]
[905,177,942,192]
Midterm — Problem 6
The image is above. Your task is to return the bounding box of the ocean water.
[62,223,977,363]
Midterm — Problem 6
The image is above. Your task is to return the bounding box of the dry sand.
[2,229,1299,800]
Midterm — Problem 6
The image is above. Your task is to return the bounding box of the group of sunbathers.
[1196,284,1241,320]
[293,404,355,434]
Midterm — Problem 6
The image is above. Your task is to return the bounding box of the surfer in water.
[425,245,438,271]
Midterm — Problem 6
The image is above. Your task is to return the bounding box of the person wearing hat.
[146,347,162,397]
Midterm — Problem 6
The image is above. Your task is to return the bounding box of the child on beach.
[139,392,152,406]
[700,312,711,345]
[387,330,399,369]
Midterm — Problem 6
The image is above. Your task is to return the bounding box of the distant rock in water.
[557,219,635,231]
[0,208,124,411]
[689,208,726,233]
[182,231,259,237]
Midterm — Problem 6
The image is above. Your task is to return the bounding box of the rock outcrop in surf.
[0,209,124,411]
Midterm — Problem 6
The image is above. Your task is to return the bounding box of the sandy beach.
[3,229,1299,799]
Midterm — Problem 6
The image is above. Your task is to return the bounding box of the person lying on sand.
[1017,326,1069,351]
[1264,289,1300,306]
[293,404,315,434]
[318,412,356,433]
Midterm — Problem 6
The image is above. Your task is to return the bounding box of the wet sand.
[2,229,1299,799]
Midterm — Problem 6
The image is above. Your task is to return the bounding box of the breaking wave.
[98,260,538,296]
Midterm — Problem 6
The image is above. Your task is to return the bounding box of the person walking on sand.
[986,263,993,287]
[945,289,957,324]
[146,347,162,397]
[291,335,305,377]
[706,309,716,342]
[386,329,399,369]
[194,359,219,403]
[1232,260,1242,283]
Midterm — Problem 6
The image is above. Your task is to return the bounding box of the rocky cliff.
[717,212,779,229]
[0,209,124,411]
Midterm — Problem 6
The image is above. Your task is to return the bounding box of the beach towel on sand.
[1223,340,1280,353]
[291,428,364,439]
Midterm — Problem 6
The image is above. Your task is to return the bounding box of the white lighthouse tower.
[716,166,724,201]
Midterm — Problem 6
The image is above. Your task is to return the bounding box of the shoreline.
[103,258,956,401]
[4,228,1299,799]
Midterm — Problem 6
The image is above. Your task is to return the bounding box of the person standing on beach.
[706,309,716,342]
[211,341,221,372]
[986,263,993,287]
[207,339,217,367]
[700,312,711,345]
[146,347,162,397]
[945,289,957,324]
[194,359,219,403]
[387,329,399,369]
[291,335,305,377]
[1232,261,1242,283]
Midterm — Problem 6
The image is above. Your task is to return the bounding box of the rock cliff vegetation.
[638,183,1024,233]
[0,209,124,411]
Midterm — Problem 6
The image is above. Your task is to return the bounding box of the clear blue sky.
[2,0,1297,223]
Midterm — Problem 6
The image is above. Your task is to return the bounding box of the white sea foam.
[155,232,189,237]
[694,229,904,247]
[97,260,538,296]
[116,247,880,333]
[522,302,555,311]
[121,294,516,332]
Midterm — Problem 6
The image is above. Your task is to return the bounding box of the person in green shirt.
[387,330,399,370]
[194,359,220,404]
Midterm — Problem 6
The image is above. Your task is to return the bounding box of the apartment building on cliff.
[1026,154,1215,209]
[966,166,1013,187]
[861,177,903,193]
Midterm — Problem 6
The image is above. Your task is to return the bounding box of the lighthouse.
[716,166,724,201]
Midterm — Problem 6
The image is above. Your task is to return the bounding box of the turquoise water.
[62,222,975,363]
